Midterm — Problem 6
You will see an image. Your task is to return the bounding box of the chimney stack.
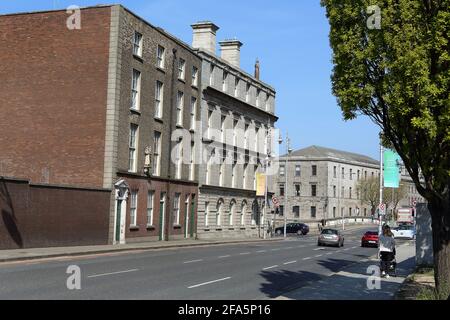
[219,39,243,68]
[254,59,260,80]
[191,21,219,54]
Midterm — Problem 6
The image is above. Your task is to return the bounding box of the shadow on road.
[259,269,323,298]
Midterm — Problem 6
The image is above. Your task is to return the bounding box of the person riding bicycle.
[379,224,396,278]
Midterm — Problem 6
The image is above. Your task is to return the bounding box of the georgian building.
[190,22,278,239]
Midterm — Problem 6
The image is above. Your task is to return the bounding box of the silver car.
[318,228,344,247]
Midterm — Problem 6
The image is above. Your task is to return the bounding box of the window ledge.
[130,108,141,115]
[156,66,166,73]
[133,54,143,62]
[176,124,184,129]
[178,78,186,84]
[191,85,198,90]
[146,225,156,230]
[129,225,139,231]
[154,117,164,123]
[173,224,182,229]
[216,228,223,231]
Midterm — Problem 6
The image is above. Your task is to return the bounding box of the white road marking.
[87,269,139,278]
[188,277,231,289]
[263,265,279,270]
[326,252,333,255]
[239,252,251,255]
[315,254,323,258]
[303,257,312,260]
[183,259,203,264]
[313,248,324,251]
[343,248,350,251]
[218,255,230,258]
[256,250,266,253]
[283,261,297,265]
[271,248,280,251]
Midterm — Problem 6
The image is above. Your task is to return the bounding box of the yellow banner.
[256,173,266,196]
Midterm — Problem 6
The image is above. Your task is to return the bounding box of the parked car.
[361,231,379,247]
[318,228,344,247]
[391,224,415,240]
[274,223,309,236]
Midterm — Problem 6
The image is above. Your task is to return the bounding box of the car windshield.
[399,225,414,230]
[321,229,338,235]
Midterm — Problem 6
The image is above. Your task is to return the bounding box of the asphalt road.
[0,226,396,299]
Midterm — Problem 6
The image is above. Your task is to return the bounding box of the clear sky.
[1,0,381,159]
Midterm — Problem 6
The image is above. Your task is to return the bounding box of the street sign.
[378,203,386,215]
[272,195,279,207]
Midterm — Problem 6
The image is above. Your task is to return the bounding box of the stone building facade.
[190,22,278,239]
[272,145,423,225]
[0,5,202,247]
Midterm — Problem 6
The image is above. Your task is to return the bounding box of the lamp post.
[278,132,292,239]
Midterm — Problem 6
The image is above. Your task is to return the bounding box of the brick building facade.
[0,5,202,248]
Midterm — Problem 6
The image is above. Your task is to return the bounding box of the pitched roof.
[282,145,379,165]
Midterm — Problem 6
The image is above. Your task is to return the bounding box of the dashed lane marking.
[183,259,203,264]
[188,277,231,289]
[283,261,297,265]
[262,265,278,270]
[87,269,139,278]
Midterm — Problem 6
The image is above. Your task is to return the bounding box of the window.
[357,170,360,180]
[153,131,161,175]
[333,207,336,218]
[173,193,181,225]
[256,89,261,107]
[371,172,374,178]
[189,142,195,181]
[131,69,141,110]
[243,163,248,189]
[190,97,197,131]
[207,110,213,139]
[206,149,214,185]
[156,45,165,68]
[233,119,238,146]
[129,124,138,172]
[349,207,352,216]
[333,166,337,178]
[130,190,138,226]
[245,83,250,102]
[333,185,337,197]
[205,202,209,227]
[295,165,301,176]
[279,184,285,196]
[229,201,235,226]
[265,95,270,112]
[312,165,317,176]
[244,123,249,149]
[220,115,226,143]
[342,167,345,179]
[178,58,185,80]
[222,71,228,92]
[176,91,184,126]
[293,206,300,218]
[175,139,183,179]
[279,205,284,216]
[311,185,317,197]
[310,206,316,218]
[234,78,239,97]
[341,186,345,198]
[209,64,214,85]
[253,165,258,190]
[364,208,367,216]
[216,200,223,226]
[295,184,300,196]
[364,171,367,180]
[147,191,154,226]
[232,162,237,188]
[155,81,163,118]
[349,187,352,199]
[280,165,285,176]
[133,32,143,57]
[255,127,259,152]
[192,66,198,86]
[350,169,353,180]
[219,162,224,187]
[240,202,246,225]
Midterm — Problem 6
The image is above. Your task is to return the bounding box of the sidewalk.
[274,241,416,300]
[0,237,281,263]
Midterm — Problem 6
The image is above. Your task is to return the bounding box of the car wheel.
[297,230,302,236]
[276,229,282,236]
[361,242,365,247]
[341,241,344,247]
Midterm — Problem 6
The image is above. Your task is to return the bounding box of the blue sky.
[1,0,381,159]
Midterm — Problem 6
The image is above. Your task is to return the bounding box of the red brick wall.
[0,7,111,188]
[0,177,110,249]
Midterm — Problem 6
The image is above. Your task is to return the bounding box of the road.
[0,226,411,299]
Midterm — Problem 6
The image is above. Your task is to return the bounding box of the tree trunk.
[428,199,450,299]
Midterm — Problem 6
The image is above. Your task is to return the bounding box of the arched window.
[216,199,223,226]
[229,199,236,226]
[240,201,247,226]
[251,200,259,225]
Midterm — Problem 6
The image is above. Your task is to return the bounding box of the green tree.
[357,176,379,216]
[321,0,450,297]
